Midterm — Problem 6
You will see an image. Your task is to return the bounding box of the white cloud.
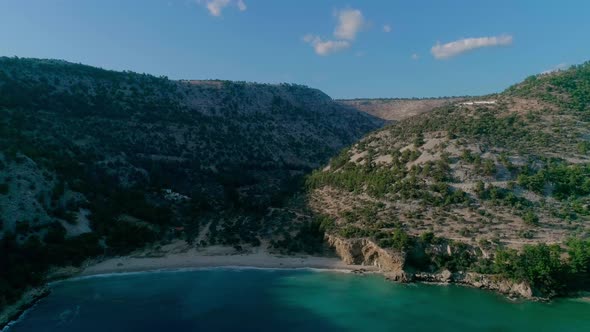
[197,0,246,17]
[431,35,513,59]
[303,8,365,56]
[411,53,419,60]
[237,0,246,11]
[541,63,569,74]
[303,34,350,56]
[334,9,365,40]
[383,24,392,33]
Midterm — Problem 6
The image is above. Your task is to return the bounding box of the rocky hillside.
[338,97,464,121]
[0,57,383,307]
[0,56,382,232]
[308,62,590,296]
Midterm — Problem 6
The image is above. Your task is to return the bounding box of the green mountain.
[307,62,590,296]
[0,57,383,307]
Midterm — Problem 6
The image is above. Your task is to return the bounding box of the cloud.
[303,34,351,56]
[237,0,246,11]
[383,25,392,33]
[411,53,419,60]
[431,35,513,59]
[303,8,365,56]
[541,63,569,74]
[334,9,365,40]
[197,0,246,17]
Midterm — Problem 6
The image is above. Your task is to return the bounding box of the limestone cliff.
[326,235,405,273]
[326,234,535,299]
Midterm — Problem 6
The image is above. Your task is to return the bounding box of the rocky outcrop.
[456,272,534,299]
[326,234,535,299]
[326,235,405,273]
[410,270,534,299]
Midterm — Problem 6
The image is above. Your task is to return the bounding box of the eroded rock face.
[326,234,535,299]
[410,271,533,298]
[326,235,405,273]
[458,272,533,299]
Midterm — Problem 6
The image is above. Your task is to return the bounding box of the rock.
[440,269,452,282]
[326,234,405,273]
[385,271,412,283]
[457,273,534,299]
[326,234,536,300]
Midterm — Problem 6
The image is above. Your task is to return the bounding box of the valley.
[1,58,590,328]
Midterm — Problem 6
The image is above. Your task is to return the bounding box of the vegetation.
[492,240,590,296]
[0,229,101,309]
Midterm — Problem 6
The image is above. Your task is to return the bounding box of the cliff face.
[326,235,405,272]
[337,98,464,121]
[412,271,534,299]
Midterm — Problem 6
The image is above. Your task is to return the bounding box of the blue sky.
[1,0,589,99]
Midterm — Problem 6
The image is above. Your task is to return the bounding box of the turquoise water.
[6,269,590,332]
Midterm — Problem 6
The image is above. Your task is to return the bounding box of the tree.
[566,238,590,274]
[523,211,539,225]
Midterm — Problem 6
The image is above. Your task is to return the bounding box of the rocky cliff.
[326,234,405,273]
[326,234,535,299]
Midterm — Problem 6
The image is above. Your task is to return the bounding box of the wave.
[57,265,354,284]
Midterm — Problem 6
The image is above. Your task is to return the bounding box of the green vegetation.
[517,162,590,199]
[307,155,469,207]
[0,229,101,310]
[492,240,590,296]
[506,61,590,113]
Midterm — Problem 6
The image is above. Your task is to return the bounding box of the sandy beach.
[80,241,377,277]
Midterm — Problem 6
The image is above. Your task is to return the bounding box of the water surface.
[6,269,590,331]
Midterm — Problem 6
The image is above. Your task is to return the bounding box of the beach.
[80,241,376,277]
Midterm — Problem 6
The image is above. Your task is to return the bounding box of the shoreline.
[3,242,588,329]
[69,265,366,283]
[0,287,50,331]
[79,245,378,278]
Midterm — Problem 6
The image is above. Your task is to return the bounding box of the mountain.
[0,57,383,307]
[337,97,465,121]
[307,62,590,296]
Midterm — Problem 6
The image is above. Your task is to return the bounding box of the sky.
[1,0,589,99]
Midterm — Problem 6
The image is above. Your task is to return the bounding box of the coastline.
[4,241,586,329]
[79,244,378,277]
[0,287,50,331]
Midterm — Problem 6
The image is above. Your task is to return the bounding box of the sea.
[5,268,590,332]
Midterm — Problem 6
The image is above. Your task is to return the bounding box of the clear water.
[6,269,590,332]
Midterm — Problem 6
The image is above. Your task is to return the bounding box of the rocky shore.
[326,234,538,300]
[0,287,50,330]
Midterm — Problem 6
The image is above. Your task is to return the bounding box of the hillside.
[0,57,383,307]
[308,63,590,296]
[337,97,465,121]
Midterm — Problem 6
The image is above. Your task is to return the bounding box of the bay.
[6,269,590,332]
